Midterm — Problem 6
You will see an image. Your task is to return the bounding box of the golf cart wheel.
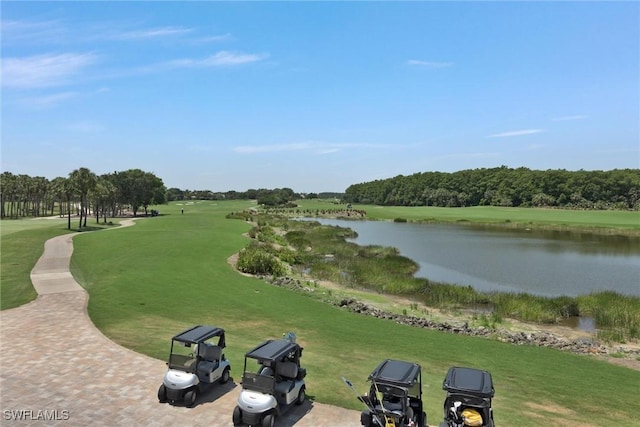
[360,411,372,427]
[232,406,242,426]
[220,367,230,384]
[184,389,198,408]
[296,386,306,405]
[157,384,167,403]
[262,413,275,427]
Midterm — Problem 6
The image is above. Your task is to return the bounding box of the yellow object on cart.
[462,408,483,426]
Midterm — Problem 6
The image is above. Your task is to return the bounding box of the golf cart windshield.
[242,358,276,393]
[370,383,408,410]
[168,341,197,371]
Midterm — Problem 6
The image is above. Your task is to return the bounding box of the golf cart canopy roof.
[245,339,301,362]
[172,325,225,346]
[442,366,494,398]
[368,359,421,389]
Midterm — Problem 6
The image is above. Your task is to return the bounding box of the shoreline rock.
[262,275,639,360]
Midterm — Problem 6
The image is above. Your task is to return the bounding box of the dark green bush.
[237,243,286,277]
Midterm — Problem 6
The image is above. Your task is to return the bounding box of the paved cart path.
[0,220,360,426]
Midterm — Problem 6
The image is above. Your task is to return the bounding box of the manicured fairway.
[0,217,68,237]
[0,222,72,309]
[294,200,640,231]
[64,201,640,426]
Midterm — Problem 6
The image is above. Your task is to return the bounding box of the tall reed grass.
[244,211,640,342]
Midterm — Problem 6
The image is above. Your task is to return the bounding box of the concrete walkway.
[0,220,360,426]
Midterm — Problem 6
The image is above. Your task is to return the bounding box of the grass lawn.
[0,215,128,309]
[66,202,640,426]
[294,199,640,232]
[0,218,73,309]
[1,217,69,237]
[61,201,640,426]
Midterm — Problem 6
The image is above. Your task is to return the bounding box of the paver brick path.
[0,221,360,426]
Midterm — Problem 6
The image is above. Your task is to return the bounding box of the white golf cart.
[157,325,231,408]
[233,333,306,427]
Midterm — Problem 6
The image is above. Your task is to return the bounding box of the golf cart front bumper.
[166,387,185,402]
[237,389,276,423]
[163,369,198,401]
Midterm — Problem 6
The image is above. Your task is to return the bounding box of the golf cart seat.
[197,344,221,374]
[382,395,404,414]
[274,362,298,393]
[259,366,274,376]
[277,361,298,379]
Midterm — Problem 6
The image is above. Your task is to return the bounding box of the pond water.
[304,218,640,297]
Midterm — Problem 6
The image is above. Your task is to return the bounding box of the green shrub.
[236,243,286,277]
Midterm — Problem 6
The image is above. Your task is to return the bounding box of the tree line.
[166,187,295,204]
[343,167,640,210]
[1,168,166,228]
[165,187,344,205]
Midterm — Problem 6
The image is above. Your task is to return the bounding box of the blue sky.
[2,1,638,193]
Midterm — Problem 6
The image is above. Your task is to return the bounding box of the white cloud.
[193,33,233,44]
[552,115,588,121]
[317,148,341,155]
[406,60,453,68]
[64,120,105,133]
[595,147,639,154]
[169,51,269,68]
[15,91,78,109]
[109,26,194,40]
[2,53,99,89]
[234,142,313,154]
[1,19,66,45]
[488,129,544,138]
[233,141,399,155]
[437,151,501,160]
[187,145,214,152]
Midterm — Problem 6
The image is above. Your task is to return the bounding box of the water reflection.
[559,316,597,332]
[301,218,640,297]
[464,223,640,256]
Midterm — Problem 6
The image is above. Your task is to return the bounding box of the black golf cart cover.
[368,359,421,390]
[173,325,226,348]
[442,367,494,398]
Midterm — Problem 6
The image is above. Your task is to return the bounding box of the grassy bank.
[3,201,640,424]
[242,212,640,342]
[287,200,640,234]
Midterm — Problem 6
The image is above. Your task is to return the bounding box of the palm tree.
[32,176,48,217]
[49,177,74,228]
[69,167,97,228]
[90,177,117,223]
[0,172,16,218]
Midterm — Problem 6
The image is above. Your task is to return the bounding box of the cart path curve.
[0,220,360,426]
